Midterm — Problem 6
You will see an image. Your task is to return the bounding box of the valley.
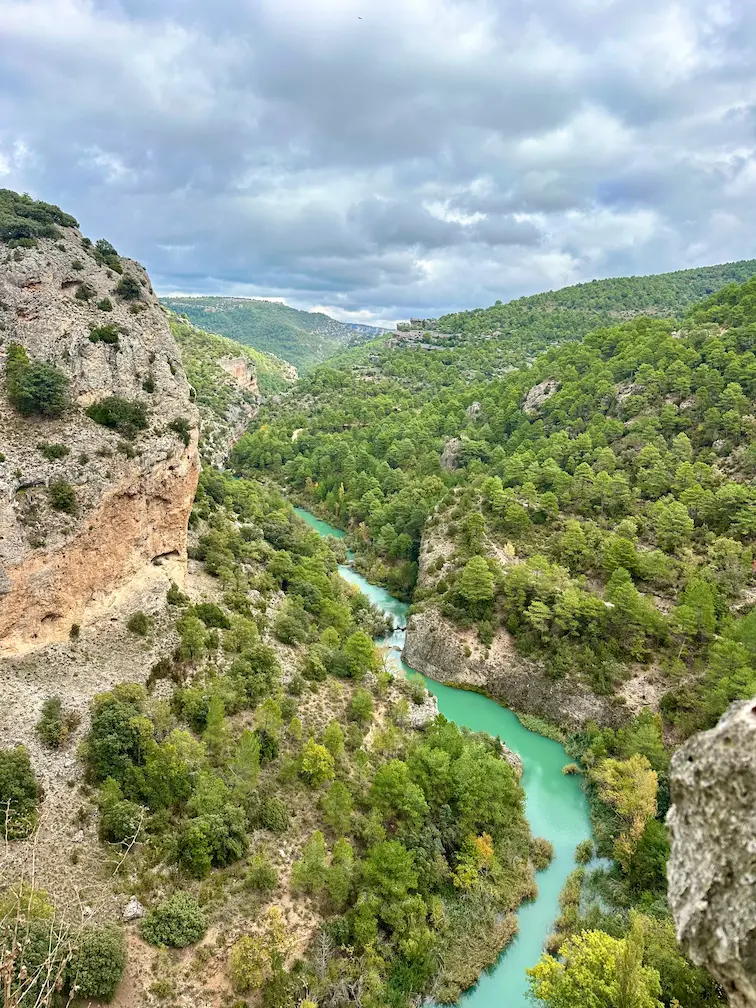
[0,187,752,1008]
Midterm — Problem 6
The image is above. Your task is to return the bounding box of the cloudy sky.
[2,0,756,325]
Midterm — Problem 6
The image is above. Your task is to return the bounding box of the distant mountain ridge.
[159,295,376,372]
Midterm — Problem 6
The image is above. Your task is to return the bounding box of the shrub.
[193,602,231,629]
[86,396,148,438]
[6,343,69,417]
[167,581,189,605]
[259,795,290,834]
[99,795,145,845]
[245,853,278,892]
[562,763,581,775]
[169,417,192,446]
[68,924,126,1001]
[71,259,83,271]
[127,611,151,635]
[142,374,155,393]
[93,239,122,272]
[69,623,80,640]
[115,275,142,300]
[140,892,207,948]
[530,837,555,871]
[36,696,80,748]
[89,323,120,346]
[0,190,76,240]
[229,934,268,993]
[348,688,374,724]
[97,297,113,311]
[37,442,69,460]
[0,746,40,838]
[75,282,95,301]
[47,479,77,514]
[575,839,594,864]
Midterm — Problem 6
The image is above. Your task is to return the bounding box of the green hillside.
[160,296,366,372]
[439,259,756,340]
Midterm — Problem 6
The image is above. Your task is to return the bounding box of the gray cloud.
[1,0,756,324]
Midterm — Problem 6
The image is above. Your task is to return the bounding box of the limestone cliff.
[667,699,756,1008]
[0,211,199,655]
[403,523,626,730]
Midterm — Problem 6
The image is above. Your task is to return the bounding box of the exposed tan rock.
[667,699,756,1008]
[440,436,463,471]
[0,227,199,655]
[216,355,260,395]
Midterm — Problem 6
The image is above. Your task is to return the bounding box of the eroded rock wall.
[667,699,756,1008]
[0,228,199,654]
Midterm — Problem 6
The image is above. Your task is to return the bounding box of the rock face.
[440,437,463,471]
[667,699,756,1008]
[0,225,199,655]
[217,355,260,396]
[403,609,623,730]
[523,378,559,415]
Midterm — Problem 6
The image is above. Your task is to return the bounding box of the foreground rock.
[667,699,756,1008]
[0,212,199,655]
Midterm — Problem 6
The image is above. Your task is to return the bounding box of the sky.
[2,0,756,326]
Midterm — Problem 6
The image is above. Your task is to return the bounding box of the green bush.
[75,282,95,301]
[85,396,148,438]
[140,892,207,948]
[0,746,40,838]
[115,275,142,300]
[530,836,555,871]
[258,795,290,834]
[99,795,145,845]
[37,442,69,461]
[0,189,77,241]
[89,323,120,346]
[126,611,151,636]
[5,343,69,417]
[167,581,190,605]
[348,688,374,724]
[68,924,126,1001]
[193,602,231,629]
[97,297,113,311]
[93,239,122,272]
[169,417,192,446]
[47,480,77,514]
[245,853,278,891]
[36,697,80,748]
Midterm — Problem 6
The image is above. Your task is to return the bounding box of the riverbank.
[294,505,593,1008]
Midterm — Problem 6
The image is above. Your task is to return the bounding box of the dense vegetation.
[70,469,537,1006]
[439,259,756,339]
[160,296,370,372]
[229,268,756,1007]
[5,342,70,417]
[0,188,78,243]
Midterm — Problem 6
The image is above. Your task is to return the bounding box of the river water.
[294,508,591,1007]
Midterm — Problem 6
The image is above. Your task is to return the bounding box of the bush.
[229,934,268,994]
[68,924,126,1001]
[0,746,40,838]
[169,417,192,446]
[99,795,145,845]
[259,795,290,834]
[167,581,190,605]
[37,442,69,461]
[86,396,148,438]
[0,189,77,241]
[6,343,69,417]
[575,839,594,864]
[193,602,231,629]
[530,837,555,871]
[245,853,278,891]
[75,282,95,301]
[36,697,80,748]
[562,763,581,775]
[127,611,151,635]
[89,323,120,346]
[47,480,77,514]
[93,239,122,272]
[115,275,142,300]
[140,892,207,948]
[348,688,374,724]
[97,297,113,311]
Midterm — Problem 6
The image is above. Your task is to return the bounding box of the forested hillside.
[439,259,756,339]
[233,276,756,740]
[160,296,368,372]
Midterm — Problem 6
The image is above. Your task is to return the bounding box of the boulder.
[667,699,756,1008]
[123,896,145,922]
[523,378,558,415]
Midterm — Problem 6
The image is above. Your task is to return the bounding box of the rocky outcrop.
[523,378,558,415]
[0,221,199,655]
[403,609,624,730]
[667,699,756,1008]
[217,355,260,395]
[440,437,463,471]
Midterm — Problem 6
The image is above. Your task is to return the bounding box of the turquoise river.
[294,507,592,1008]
